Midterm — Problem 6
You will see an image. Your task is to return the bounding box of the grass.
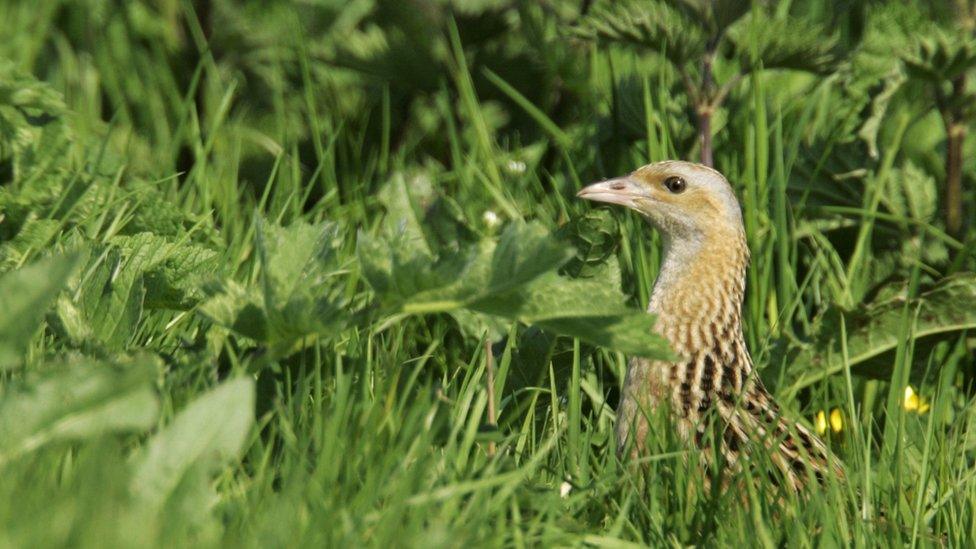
[0,0,975,546]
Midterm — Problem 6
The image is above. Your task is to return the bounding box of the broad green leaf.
[68,248,145,351]
[669,0,750,35]
[56,234,207,350]
[200,219,350,354]
[574,0,706,66]
[857,69,906,159]
[0,60,66,113]
[488,222,573,292]
[0,253,78,369]
[110,233,219,310]
[728,11,838,74]
[123,182,192,237]
[475,261,671,359]
[361,222,671,359]
[361,221,572,314]
[903,29,976,83]
[0,356,159,466]
[377,172,435,257]
[61,234,217,350]
[357,228,456,309]
[360,171,474,299]
[0,217,60,267]
[130,377,254,514]
[786,274,976,394]
[197,280,269,341]
[883,161,937,223]
[255,219,345,317]
[557,209,620,278]
[0,61,68,183]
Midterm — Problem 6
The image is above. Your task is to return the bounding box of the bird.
[577,160,838,491]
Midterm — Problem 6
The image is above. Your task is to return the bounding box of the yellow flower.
[815,408,844,435]
[829,409,843,433]
[815,410,827,435]
[903,386,930,414]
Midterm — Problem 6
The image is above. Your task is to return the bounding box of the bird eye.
[663,176,686,194]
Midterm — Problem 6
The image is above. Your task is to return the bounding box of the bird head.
[577,161,743,239]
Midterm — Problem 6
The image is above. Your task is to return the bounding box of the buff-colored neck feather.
[649,226,749,366]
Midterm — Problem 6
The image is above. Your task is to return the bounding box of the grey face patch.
[579,161,744,241]
[634,161,744,230]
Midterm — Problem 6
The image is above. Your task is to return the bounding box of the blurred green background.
[1,0,976,546]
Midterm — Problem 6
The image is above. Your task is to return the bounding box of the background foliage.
[1,0,976,546]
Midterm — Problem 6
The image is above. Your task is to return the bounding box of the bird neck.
[648,227,750,363]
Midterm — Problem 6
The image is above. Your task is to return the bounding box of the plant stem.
[946,121,965,238]
[699,105,714,168]
[485,338,497,457]
[941,75,967,239]
[699,52,716,167]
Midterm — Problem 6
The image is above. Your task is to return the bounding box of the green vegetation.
[1,0,975,546]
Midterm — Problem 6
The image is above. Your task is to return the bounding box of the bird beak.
[577,177,647,208]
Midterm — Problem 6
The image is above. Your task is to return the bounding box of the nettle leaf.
[122,182,191,237]
[0,174,89,241]
[199,219,351,355]
[256,219,338,308]
[857,69,906,159]
[52,234,217,350]
[786,274,976,393]
[367,222,571,321]
[669,0,750,35]
[0,61,69,183]
[487,262,671,358]
[361,222,671,359]
[0,61,65,113]
[110,233,220,310]
[60,248,145,352]
[728,11,838,74]
[0,217,61,267]
[375,171,473,260]
[130,377,253,519]
[361,221,571,313]
[557,208,620,278]
[883,161,937,223]
[0,253,78,369]
[197,280,268,342]
[255,219,350,339]
[903,29,976,83]
[378,172,435,257]
[0,355,159,466]
[574,0,706,66]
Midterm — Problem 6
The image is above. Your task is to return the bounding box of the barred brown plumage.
[578,160,840,491]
